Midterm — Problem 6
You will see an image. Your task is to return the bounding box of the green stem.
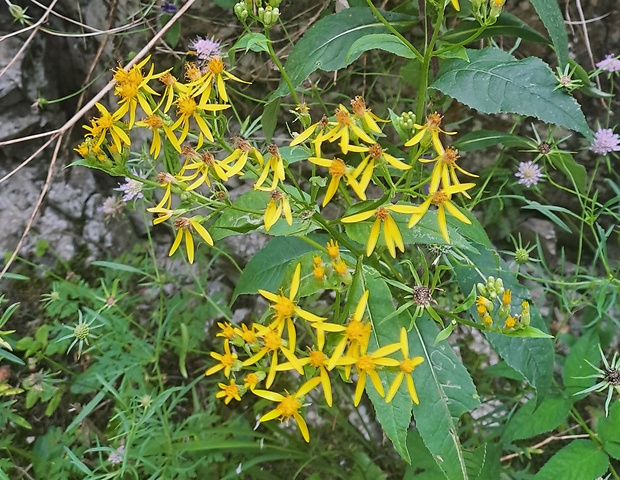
[364,0,423,62]
[265,28,300,105]
[416,7,445,121]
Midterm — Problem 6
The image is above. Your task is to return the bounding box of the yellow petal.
[367,217,381,256]
[385,372,404,404]
[341,209,375,223]
[354,372,367,407]
[190,219,214,246]
[169,229,184,257]
[290,263,301,299]
[406,375,420,404]
[185,229,195,263]
[294,412,311,442]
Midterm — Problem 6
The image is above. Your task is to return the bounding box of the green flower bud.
[514,248,529,264]
[233,2,249,21]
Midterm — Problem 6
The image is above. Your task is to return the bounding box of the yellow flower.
[258,263,326,346]
[113,55,166,128]
[308,156,366,206]
[170,93,230,145]
[328,290,372,370]
[321,104,376,154]
[290,115,331,156]
[326,240,340,259]
[253,377,322,443]
[242,325,303,388]
[169,217,214,264]
[254,144,286,191]
[84,103,130,152]
[244,372,261,391]
[205,339,237,378]
[312,256,325,281]
[341,204,421,258]
[339,337,401,407]
[146,173,177,223]
[216,321,235,340]
[264,190,293,232]
[176,149,230,190]
[406,183,475,244]
[420,145,477,197]
[353,143,412,194]
[350,96,388,135]
[221,136,263,178]
[404,112,455,154]
[135,113,180,157]
[205,55,250,103]
[385,328,424,404]
[216,380,242,404]
[234,323,258,345]
[158,71,189,113]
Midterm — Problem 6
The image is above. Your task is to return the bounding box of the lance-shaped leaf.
[431,47,592,140]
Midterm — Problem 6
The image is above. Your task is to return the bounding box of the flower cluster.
[293,104,477,255]
[515,160,544,188]
[590,128,620,156]
[475,276,530,332]
[205,260,424,442]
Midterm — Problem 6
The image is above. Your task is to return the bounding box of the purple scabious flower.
[590,128,620,155]
[118,177,144,202]
[596,54,620,73]
[161,2,177,14]
[189,36,223,61]
[515,161,544,188]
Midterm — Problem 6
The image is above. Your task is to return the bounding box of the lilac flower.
[161,2,177,14]
[590,128,620,155]
[189,36,223,61]
[515,161,544,188]
[596,54,620,73]
[118,177,144,202]
[98,196,124,219]
[108,445,125,464]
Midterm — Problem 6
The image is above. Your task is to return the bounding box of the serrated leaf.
[452,130,531,151]
[410,316,480,479]
[431,48,592,140]
[463,445,486,480]
[346,33,415,61]
[232,237,317,301]
[439,13,549,45]
[563,329,600,399]
[272,8,415,98]
[362,271,412,462]
[530,0,569,68]
[403,430,448,479]
[452,246,554,399]
[533,440,608,480]
[502,395,570,443]
[598,402,620,460]
[230,32,270,54]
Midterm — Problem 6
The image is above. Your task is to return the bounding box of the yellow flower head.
[386,328,425,404]
[264,190,293,232]
[169,217,214,264]
[326,240,340,259]
[216,380,242,404]
[404,111,456,154]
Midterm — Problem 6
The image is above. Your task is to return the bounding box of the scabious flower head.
[118,177,144,202]
[189,36,223,61]
[596,54,620,73]
[590,128,620,155]
[98,196,124,219]
[515,161,544,188]
[161,1,177,14]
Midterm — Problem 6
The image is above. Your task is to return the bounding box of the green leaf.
[0,348,24,365]
[520,201,574,233]
[439,13,549,45]
[452,130,531,151]
[362,271,412,462]
[530,0,569,68]
[503,326,553,339]
[261,96,280,144]
[563,329,600,399]
[434,321,456,345]
[431,47,592,140]
[533,440,608,480]
[164,19,181,48]
[211,187,318,241]
[403,430,448,479]
[547,151,587,195]
[272,7,414,97]
[90,260,148,276]
[232,237,316,301]
[463,445,486,480]
[410,316,480,479]
[452,246,554,398]
[502,395,571,443]
[346,34,415,61]
[598,402,620,460]
[231,32,270,54]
